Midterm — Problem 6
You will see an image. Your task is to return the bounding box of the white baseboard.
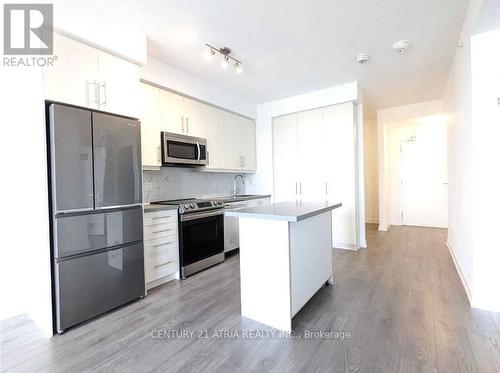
[365,218,379,224]
[446,240,472,305]
[333,242,358,251]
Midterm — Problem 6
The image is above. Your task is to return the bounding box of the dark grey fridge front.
[48,103,145,334]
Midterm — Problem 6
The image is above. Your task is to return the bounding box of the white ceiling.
[87,0,470,118]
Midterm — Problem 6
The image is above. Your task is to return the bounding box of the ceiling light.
[234,62,243,74]
[357,53,369,64]
[392,39,410,53]
[203,47,215,62]
[204,43,243,74]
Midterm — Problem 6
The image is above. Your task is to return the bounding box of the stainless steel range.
[151,198,225,278]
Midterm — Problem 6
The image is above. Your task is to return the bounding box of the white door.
[273,114,298,202]
[297,108,325,202]
[200,103,225,169]
[139,83,161,168]
[323,103,357,248]
[400,124,448,228]
[159,90,185,134]
[97,51,140,118]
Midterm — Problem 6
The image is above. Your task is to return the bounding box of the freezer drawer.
[54,207,143,259]
[55,243,145,332]
[92,112,142,208]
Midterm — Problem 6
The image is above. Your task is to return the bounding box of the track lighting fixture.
[204,43,243,74]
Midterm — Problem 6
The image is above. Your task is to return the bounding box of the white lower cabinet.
[143,209,179,290]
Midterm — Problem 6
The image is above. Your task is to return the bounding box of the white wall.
[0,67,53,335]
[469,28,500,311]
[376,100,444,230]
[443,0,500,311]
[363,120,379,223]
[140,57,257,119]
[52,0,147,64]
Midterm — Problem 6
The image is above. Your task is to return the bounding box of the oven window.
[181,214,224,265]
[167,141,197,160]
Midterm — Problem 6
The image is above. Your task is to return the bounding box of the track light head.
[234,62,242,74]
[203,47,215,62]
[221,55,229,69]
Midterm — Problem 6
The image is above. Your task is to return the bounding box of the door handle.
[325,182,328,196]
[299,182,302,195]
[157,145,161,163]
[186,117,189,133]
[181,117,185,132]
[196,141,200,162]
[99,81,107,108]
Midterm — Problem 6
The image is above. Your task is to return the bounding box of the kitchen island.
[225,201,342,332]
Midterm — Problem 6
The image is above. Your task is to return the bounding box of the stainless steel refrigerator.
[48,103,145,334]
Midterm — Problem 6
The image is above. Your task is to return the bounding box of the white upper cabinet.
[44,33,99,109]
[97,51,140,118]
[159,91,204,137]
[43,33,140,118]
[139,83,162,169]
[199,104,225,170]
[223,112,256,171]
[159,89,185,134]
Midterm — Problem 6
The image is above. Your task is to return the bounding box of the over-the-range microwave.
[161,131,208,166]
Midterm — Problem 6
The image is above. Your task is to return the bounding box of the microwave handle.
[196,141,200,162]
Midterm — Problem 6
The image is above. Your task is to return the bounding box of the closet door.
[297,108,325,202]
[323,102,356,247]
[272,114,298,202]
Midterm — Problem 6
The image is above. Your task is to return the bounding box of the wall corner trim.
[446,239,473,306]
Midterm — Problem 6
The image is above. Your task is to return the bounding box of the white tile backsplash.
[143,167,246,202]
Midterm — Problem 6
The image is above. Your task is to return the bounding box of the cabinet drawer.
[148,243,177,265]
[144,213,177,227]
[146,259,177,282]
[144,223,176,241]
[144,236,178,255]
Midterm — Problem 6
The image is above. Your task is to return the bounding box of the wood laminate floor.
[2,225,500,372]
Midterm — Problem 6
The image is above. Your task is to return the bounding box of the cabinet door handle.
[154,261,173,269]
[325,182,328,196]
[181,117,185,132]
[99,81,107,108]
[153,228,172,234]
[157,145,161,163]
[153,241,173,248]
[86,80,98,107]
[186,117,189,133]
[299,182,302,195]
[295,182,298,196]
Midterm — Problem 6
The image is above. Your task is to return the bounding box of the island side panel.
[289,212,333,317]
[239,218,292,332]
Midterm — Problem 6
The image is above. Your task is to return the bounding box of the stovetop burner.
[151,197,225,214]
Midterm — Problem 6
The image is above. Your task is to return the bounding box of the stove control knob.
[190,203,196,208]
[218,201,223,205]
[184,204,190,209]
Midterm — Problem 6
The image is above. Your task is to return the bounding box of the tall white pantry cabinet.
[272,102,363,250]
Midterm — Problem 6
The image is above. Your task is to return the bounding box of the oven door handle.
[181,209,224,221]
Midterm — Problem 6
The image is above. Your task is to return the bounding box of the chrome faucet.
[233,174,245,196]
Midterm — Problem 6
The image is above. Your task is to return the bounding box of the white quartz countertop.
[225,201,342,222]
